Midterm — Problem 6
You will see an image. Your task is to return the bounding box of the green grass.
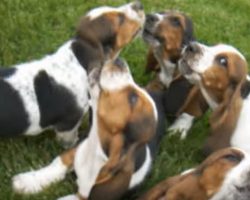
[0,0,250,199]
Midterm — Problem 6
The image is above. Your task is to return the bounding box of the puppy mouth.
[142,27,160,46]
[178,58,194,75]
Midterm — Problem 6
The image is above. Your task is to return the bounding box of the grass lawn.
[0,0,250,199]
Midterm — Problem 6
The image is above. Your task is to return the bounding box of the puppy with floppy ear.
[12,58,161,200]
[72,0,145,73]
[143,10,207,139]
[179,42,250,155]
[0,1,145,149]
[138,148,250,200]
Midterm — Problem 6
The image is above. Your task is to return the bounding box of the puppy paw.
[168,113,194,139]
[13,171,45,194]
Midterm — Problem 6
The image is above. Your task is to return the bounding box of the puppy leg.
[168,113,194,139]
[13,148,76,194]
[56,119,83,148]
[56,130,79,149]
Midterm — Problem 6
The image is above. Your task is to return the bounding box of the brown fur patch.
[60,147,76,167]
[178,85,208,117]
[139,148,244,200]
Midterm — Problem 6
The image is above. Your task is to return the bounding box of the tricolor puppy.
[0,1,145,147]
[13,58,161,200]
[138,148,250,200]
[143,10,207,139]
[179,42,250,155]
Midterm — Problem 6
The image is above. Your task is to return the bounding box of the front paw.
[168,113,194,140]
[13,171,44,194]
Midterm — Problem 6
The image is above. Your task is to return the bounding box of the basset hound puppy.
[12,58,166,200]
[0,1,145,147]
[179,42,250,155]
[138,147,250,200]
[142,10,207,139]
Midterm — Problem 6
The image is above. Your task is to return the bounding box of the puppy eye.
[223,154,242,163]
[128,91,138,108]
[217,56,228,67]
[169,17,181,27]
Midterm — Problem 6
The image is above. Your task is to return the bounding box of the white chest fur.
[231,96,250,154]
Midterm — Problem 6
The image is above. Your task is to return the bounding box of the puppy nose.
[186,42,200,54]
[132,0,143,11]
[146,14,158,24]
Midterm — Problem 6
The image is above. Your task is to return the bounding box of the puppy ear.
[139,172,206,200]
[181,15,195,47]
[204,58,248,155]
[72,16,116,72]
[137,175,184,200]
[90,144,137,200]
[145,48,160,73]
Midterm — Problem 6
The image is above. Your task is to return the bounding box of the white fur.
[168,113,194,139]
[210,151,250,200]
[181,168,195,175]
[5,40,88,136]
[13,157,68,193]
[87,2,145,25]
[158,60,176,88]
[231,94,250,154]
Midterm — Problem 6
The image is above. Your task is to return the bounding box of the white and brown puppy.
[143,11,207,139]
[0,1,145,147]
[179,42,250,155]
[13,58,161,200]
[138,147,250,200]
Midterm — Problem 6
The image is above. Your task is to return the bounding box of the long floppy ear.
[204,57,248,155]
[177,85,208,117]
[137,175,184,200]
[145,48,160,73]
[89,144,137,200]
[139,172,207,200]
[72,16,116,72]
[181,15,195,47]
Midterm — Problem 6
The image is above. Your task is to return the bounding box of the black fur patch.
[0,67,17,78]
[163,76,193,119]
[34,70,82,131]
[241,79,250,99]
[182,15,195,47]
[72,15,116,72]
[0,79,29,136]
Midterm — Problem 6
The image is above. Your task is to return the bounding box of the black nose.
[185,42,200,54]
[146,14,158,24]
[132,0,143,11]
[114,58,125,68]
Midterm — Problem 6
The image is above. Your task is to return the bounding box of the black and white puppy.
[0,1,145,147]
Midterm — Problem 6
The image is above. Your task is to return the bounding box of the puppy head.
[73,1,145,72]
[143,10,195,73]
[179,42,247,105]
[140,148,249,200]
[97,58,157,143]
